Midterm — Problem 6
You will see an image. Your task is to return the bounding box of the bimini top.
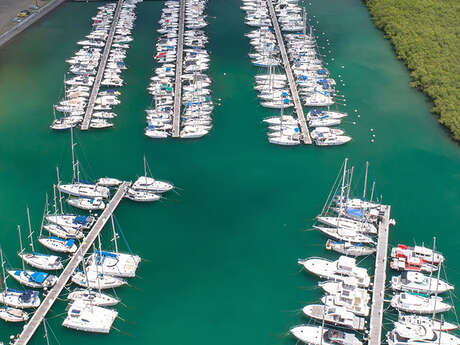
[27,272,49,284]
[73,215,89,225]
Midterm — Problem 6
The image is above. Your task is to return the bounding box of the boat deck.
[265,0,312,144]
[172,0,185,138]
[368,205,391,345]
[81,0,125,131]
[14,181,131,345]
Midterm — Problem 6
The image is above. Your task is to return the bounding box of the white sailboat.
[131,156,174,193]
[0,248,40,309]
[19,207,63,271]
[86,217,140,278]
[67,289,119,307]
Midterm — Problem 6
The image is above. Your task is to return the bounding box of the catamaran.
[62,300,118,333]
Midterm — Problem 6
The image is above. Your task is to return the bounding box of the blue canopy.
[73,215,88,225]
[346,208,365,218]
[66,239,75,247]
[96,250,117,259]
[29,272,48,284]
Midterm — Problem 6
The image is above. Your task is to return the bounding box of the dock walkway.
[81,0,125,130]
[368,205,391,345]
[265,0,312,144]
[172,0,185,138]
[14,181,131,345]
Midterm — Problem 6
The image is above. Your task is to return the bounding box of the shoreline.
[364,0,460,142]
[0,0,67,49]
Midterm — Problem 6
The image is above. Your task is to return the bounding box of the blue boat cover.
[96,250,117,259]
[30,272,48,284]
[73,215,88,225]
[66,239,75,247]
[346,208,364,218]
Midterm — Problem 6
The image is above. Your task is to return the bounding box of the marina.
[14,182,130,345]
[368,205,390,345]
[0,0,458,345]
[171,0,185,137]
[265,0,311,145]
[81,0,125,130]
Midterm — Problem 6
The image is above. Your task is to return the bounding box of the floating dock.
[171,0,185,138]
[368,205,391,345]
[81,0,125,131]
[14,181,131,345]
[265,0,312,145]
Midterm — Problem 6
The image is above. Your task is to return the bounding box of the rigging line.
[320,159,344,216]
[113,215,133,255]
[443,263,460,326]
[46,318,63,345]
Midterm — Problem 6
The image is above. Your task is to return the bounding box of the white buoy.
[370,128,374,132]
[357,115,361,118]
[354,109,358,112]
[223,72,226,75]
[371,139,375,143]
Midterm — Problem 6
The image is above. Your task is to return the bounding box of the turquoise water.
[0,0,459,344]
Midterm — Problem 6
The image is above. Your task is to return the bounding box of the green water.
[0,0,459,344]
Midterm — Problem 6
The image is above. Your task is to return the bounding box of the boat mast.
[432,237,441,320]
[340,158,348,207]
[363,161,369,199]
[43,318,51,345]
[302,8,306,36]
[111,215,119,255]
[26,207,35,253]
[52,184,58,216]
[346,166,354,201]
[70,126,76,181]
[18,225,25,272]
[56,167,63,214]
[0,248,7,291]
[39,194,49,239]
[370,181,376,202]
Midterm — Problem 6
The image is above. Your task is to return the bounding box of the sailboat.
[0,305,29,323]
[71,255,126,290]
[86,216,141,278]
[131,155,174,193]
[67,289,119,307]
[57,128,110,199]
[19,206,63,271]
[0,248,40,309]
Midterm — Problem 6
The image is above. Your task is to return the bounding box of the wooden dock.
[265,0,312,144]
[14,182,131,345]
[81,0,125,131]
[368,205,391,345]
[171,0,185,138]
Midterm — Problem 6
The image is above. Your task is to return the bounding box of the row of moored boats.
[145,0,213,139]
[51,0,141,131]
[289,159,459,345]
[241,0,352,146]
